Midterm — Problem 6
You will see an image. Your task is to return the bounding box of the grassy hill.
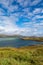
[22,37,43,42]
[0,45,43,65]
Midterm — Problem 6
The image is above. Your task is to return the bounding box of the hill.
[0,34,43,42]
[0,45,43,65]
[22,36,43,42]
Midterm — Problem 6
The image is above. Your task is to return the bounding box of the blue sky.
[0,0,43,36]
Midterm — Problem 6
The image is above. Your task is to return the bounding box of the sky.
[0,0,43,36]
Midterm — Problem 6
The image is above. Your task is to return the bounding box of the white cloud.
[0,17,43,36]
[0,0,9,8]
[0,26,5,34]
[33,8,42,14]
[42,9,43,13]
[30,0,41,6]
[17,0,24,6]
[9,5,19,13]
[17,0,30,7]
[0,26,4,30]
[35,15,43,19]
[0,0,43,36]
[17,0,42,7]
[22,21,43,36]
[0,0,19,14]
[0,15,31,35]
[0,8,5,15]
[32,14,43,22]
[0,15,19,34]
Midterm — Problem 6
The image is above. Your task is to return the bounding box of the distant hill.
[0,34,43,41]
[0,34,23,38]
[21,36,43,42]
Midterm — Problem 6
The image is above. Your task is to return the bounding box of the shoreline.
[0,44,43,49]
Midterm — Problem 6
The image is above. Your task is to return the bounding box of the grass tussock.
[0,45,43,65]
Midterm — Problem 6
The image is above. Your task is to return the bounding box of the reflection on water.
[0,38,43,47]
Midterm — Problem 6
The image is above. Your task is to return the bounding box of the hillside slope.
[0,45,43,65]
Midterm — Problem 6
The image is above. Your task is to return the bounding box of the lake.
[0,38,43,47]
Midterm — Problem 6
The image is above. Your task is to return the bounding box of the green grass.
[0,45,43,65]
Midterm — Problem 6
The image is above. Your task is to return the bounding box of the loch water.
[0,38,43,47]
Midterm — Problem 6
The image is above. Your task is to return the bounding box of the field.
[0,45,43,65]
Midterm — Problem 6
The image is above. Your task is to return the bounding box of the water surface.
[0,38,43,47]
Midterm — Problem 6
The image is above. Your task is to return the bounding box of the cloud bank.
[0,0,43,36]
